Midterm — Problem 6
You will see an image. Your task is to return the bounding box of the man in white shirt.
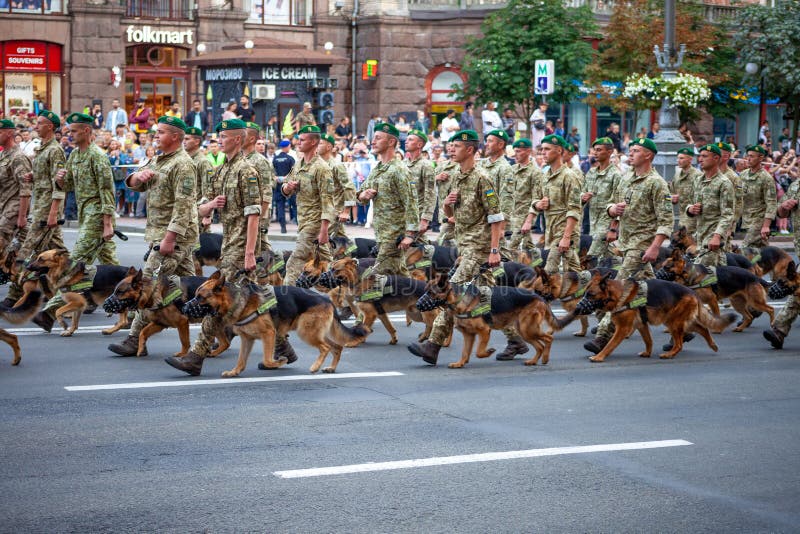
[105,98,128,134]
[529,101,548,148]
[481,102,502,138]
[19,129,40,157]
[440,108,459,142]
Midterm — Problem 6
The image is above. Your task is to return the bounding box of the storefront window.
[1,41,63,116]
[126,45,188,68]
[244,0,311,25]
[0,0,67,14]
[126,0,192,20]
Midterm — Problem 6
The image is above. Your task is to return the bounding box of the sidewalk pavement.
[63,217,796,251]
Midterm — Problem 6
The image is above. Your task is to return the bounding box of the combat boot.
[408,340,441,365]
[495,337,530,361]
[165,351,205,376]
[32,311,54,333]
[763,328,785,350]
[661,333,695,352]
[108,335,145,357]
[583,336,608,355]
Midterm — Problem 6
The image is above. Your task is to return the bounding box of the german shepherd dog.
[742,245,794,279]
[419,273,564,368]
[530,267,614,336]
[256,248,286,287]
[0,246,50,305]
[330,236,377,259]
[767,260,800,301]
[294,246,330,289]
[193,232,223,275]
[319,257,440,345]
[669,226,755,272]
[0,290,43,365]
[403,243,459,281]
[562,271,737,362]
[103,267,220,357]
[27,249,130,336]
[656,249,774,331]
[183,271,368,376]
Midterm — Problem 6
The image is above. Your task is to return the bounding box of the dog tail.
[0,290,43,325]
[696,301,737,333]
[545,304,571,332]
[328,307,369,346]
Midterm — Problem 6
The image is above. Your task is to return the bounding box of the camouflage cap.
[184,126,204,137]
[629,137,658,154]
[215,118,247,132]
[374,122,399,138]
[245,121,262,132]
[699,143,721,156]
[450,130,480,142]
[0,119,15,129]
[408,129,428,144]
[512,138,532,149]
[321,133,335,145]
[541,134,566,148]
[677,147,695,156]
[745,144,767,156]
[591,137,614,147]
[158,115,188,131]
[38,110,60,128]
[298,125,322,135]
[715,141,733,153]
[485,129,509,144]
[66,112,94,125]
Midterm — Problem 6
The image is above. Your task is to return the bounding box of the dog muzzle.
[768,280,794,300]
[0,270,9,286]
[574,296,600,316]
[416,293,445,312]
[655,268,675,281]
[103,295,135,314]
[317,270,340,289]
[295,273,318,289]
[182,298,217,318]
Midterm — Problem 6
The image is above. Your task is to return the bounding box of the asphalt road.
[0,229,798,533]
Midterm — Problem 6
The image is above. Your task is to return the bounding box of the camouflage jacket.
[325,157,356,212]
[359,158,419,243]
[435,160,459,206]
[481,156,513,216]
[688,170,734,246]
[128,147,199,246]
[740,167,777,223]
[530,164,582,247]
[406,156,436,222]
[505,161,543,225]
[189,148,214,203]
[58,143,116,224]
[450,164,504,257]
[284,154,335,233]
[245,150,275,206]
[0,145,32,226]
[584,162,623,235]
[609,167,673,252]
[30,137,65,221]
[670,165,702,219]
[721,166,743,220]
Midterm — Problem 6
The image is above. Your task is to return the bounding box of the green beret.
[541,134,566,148]
[297,125,321,135]
[66,112,93,125]
[485,129,509,143]
[374,122,399,138]
[746,144,767,156]
[715,141,733,152]
[0,119,15,129]
[408,129,428,144]
[677,147,695,156]
[450,130,479,142]
[629,137,658,154]
[38,110,60,128]
[699,144,721,156]
[320,133,335,145]
[158,115,188,131]
[564,142,578,152]
[512,138,532,149]
[592,137,613,147]
[184,126,204,137]
[245,121,261,131]
[215,118,247,132]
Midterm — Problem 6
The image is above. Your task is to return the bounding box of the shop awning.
[181,37,347,67]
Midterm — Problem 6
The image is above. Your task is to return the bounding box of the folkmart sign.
[126,26,194,45]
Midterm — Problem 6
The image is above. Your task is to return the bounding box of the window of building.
[126,0,193,20]
[244,0,311,26]
[0,0,66,14]
[126,45,188,68]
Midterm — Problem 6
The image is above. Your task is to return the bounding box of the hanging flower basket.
[622,73,711,110]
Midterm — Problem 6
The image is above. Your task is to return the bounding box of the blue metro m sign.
[534,60,555,95]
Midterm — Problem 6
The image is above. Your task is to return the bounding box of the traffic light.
[318,92,334,108]
[318,109,334,125]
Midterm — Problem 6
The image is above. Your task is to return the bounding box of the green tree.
[732,1,800,145]
[456,0,597,126]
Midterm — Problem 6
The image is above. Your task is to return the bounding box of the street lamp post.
[746,62,767,126]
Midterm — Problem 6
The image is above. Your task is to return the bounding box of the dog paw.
[710,343,718,352]
[60,331,73,337]
[447,362,465,369]
[173,350,188,357]
[638,351,651,358]
[573,331,587,337]
[389,338,398,345]
[322,367,336,373]
[221,370,240,378]
[523,359,538,366]
[733,326,744,333]
[101,329,113,336]
[588,355,605,363]
[658,352,676,359]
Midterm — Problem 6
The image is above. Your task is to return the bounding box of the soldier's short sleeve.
[715,178,734,237]
[168,160,197,236]
[14,153,33,197]
[242,163,262,217]
[480,175,504,224]
[653,178,674,237]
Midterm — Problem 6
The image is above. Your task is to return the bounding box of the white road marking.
[273,439,694,479]
[62,229,146,238]
[65,371,404,391]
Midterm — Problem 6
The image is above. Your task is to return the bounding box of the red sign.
[2,41,61,72]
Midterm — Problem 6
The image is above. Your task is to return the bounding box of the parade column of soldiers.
[583,137,623,263]
[404,129,436,243]
[318,133,357,245]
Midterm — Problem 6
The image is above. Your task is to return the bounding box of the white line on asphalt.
[62,229,147,238]
[64,371,404,391]
[273,439,694,479]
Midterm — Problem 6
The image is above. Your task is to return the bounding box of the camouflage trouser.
[437,222,455,246]
[587,231,614,261]
[543,237,581,275]
[507,228,534,252]
[329,220,350,241]
[284,230,332,285]
[129,245,196,338]
[695,247,727,270]
[374,241,409,276]
[428,253,495,346]
[772,294,799,336]
[742,223,769,250]
[676,213,697,235]
[2,223,33,301]
[260,213,272,253]
[596,248,654,341]
[0,222,27,252]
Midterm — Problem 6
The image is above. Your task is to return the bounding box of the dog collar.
[234,295,277,326]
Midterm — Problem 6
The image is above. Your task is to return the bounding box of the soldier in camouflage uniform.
[109,116,200,357]
[404,129,435,243]
[408,130,505,366]
[184,126,214,234]
[166,118,263,376]
[244,122,275,254]
[434,142,459,246]
[523,135,582,274]
[503,138,542,252]
[670,147,701,234]
[318,133,356,243]
[358,123,418,275]
[585,138,673,355]
[281,125,335,285]
[739,144,777,251]
[480,129,513,198]
[763,176,800,349]
[717,142,742,249]
[686,144,734,269]
[582,137,623,263]
[35,112,119,332]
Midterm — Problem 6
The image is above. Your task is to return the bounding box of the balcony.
[126,0,193,20]
[407,0,506,9]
